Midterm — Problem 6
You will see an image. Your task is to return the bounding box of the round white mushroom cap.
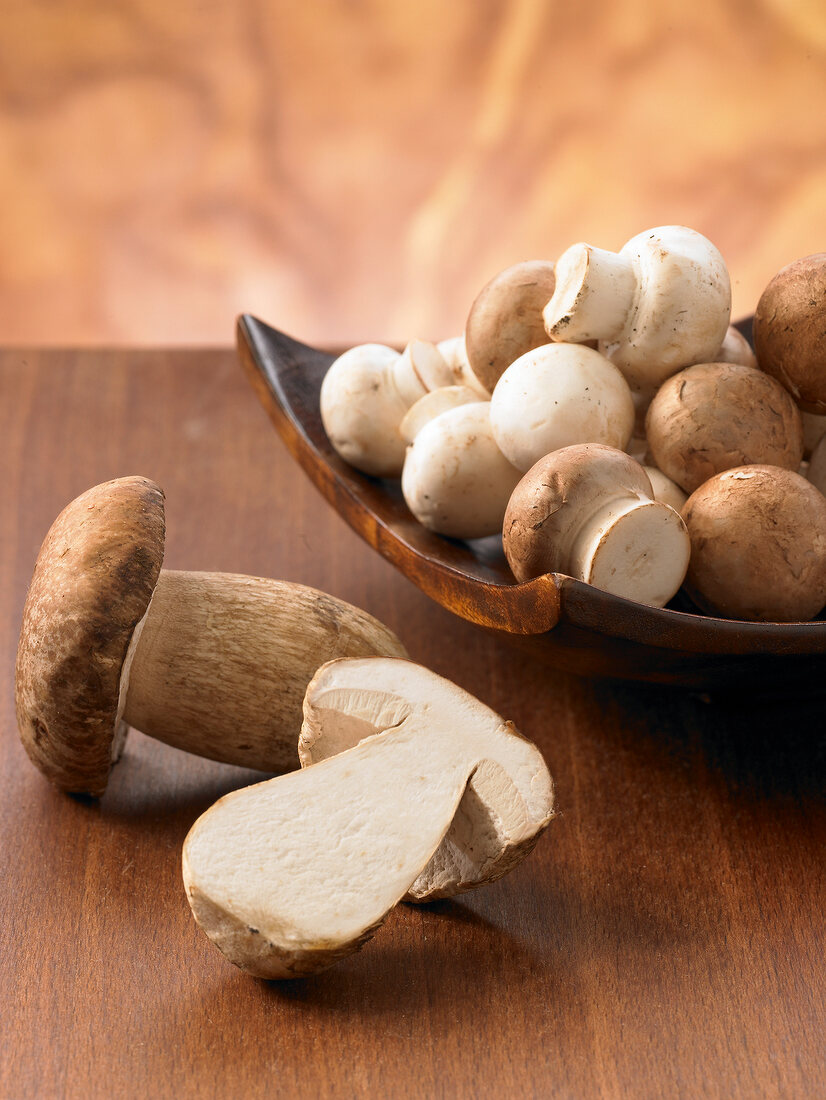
[402,402,522,539]
[543,225,732,391]
[320,344,411,478]
[489,343,635,472]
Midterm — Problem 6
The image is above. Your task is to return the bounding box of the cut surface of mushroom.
[489,343,635,472]
[402,402,522,538]
[183,658,554,978]
[503,444,690,608]
[464,260,557,393]
[15,477,407,795]
[543,226,731,391]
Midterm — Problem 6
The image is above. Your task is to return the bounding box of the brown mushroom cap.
[753,253,826,413]
[15,476,166,795]
[682,465,826,622]
[645,361,804,494]
[465,261,556,393]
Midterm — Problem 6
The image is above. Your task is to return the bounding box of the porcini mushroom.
[489,343,635,472]
[182,657,555,978]
[464,260,557,393]
[681,465,826,621]
[401,402,522,538]
[645,361,804,494]
[503,444,690,608]
[542,225,731,391]
[753,253,826,412]
[15,477,407,796]
[320,340,453,478]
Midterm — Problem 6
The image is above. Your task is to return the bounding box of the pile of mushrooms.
[321,232,826,622]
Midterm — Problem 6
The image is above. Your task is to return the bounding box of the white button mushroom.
[399,385,485,445]
[437,335,491,397]
[715,324,757,368]
[542,225,732,391]
[401,402,522,539]
[503,444,690,608]
[641,466,688,513]
[489,343,635,472]
[320,340,455,478]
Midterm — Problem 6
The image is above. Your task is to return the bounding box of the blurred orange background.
[2,0,825,346]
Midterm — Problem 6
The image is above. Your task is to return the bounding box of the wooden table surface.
[1,347,824,1100]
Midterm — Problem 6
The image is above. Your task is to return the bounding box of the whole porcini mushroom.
[464,260,557,393]
[753,253,826,412]
[182,657,555,978]
[682,465,826,621]
[645,361,804,494]
[320,340,452,477]
[15,477,407,796]
[503,444,690,608]
[402,402,521,538]
[542,225,731,391]
[489,343,635,472]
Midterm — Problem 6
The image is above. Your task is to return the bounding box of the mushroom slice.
[183,658,554,978]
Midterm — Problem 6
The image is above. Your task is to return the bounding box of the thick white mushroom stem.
[544,243,637,344]
[120,571,407,774]
[182,658,554,978]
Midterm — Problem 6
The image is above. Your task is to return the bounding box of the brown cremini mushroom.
[753,253,826,412]
[503,444,690,608]
[645,361,804,494]
[465,260,556,393]
[15,477,407,796]
[681,465,826,621]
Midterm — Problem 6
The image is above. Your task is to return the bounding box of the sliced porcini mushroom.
[436,336,491,397]
[489,343,635,472]
[542,225,731,391]
[641,466,688,513]
[401,402,521,538]
[182,657,555,978]
[715,324,757,368]
[15,477,406,796]
[753,253,826,412]
[503,444,690,608]
[645,361,804,494]
[682,465,826,621]
[399,385,485,445]
[464,260,557,393]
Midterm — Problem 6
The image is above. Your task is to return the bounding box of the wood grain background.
[2,0,826,346]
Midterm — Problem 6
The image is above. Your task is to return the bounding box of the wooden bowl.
[236,315,826,693]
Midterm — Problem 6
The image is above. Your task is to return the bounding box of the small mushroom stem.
[543,243,636,344]
[121,570,407,773]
